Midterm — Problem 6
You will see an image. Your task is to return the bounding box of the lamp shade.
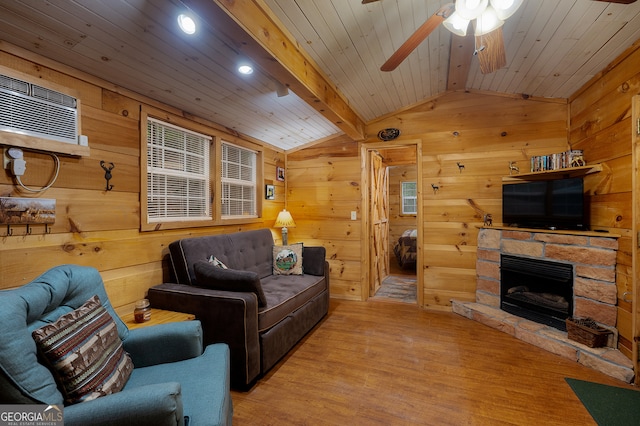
[474,5,504,36]
[490,0,524,20]
[455,0,489,20]
[443,12,471,37]
[274,209,296,228]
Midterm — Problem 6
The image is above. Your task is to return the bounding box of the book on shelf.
[530,150,584,172]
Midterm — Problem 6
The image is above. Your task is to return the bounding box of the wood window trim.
[140,106,263,231]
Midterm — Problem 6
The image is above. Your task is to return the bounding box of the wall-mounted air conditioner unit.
[0,67,89,157]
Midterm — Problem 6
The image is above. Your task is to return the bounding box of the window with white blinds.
[221,142,256,218]
[147,118,211,222]
[401,181,417,215]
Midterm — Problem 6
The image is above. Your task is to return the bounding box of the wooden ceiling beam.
[186,0,366,141]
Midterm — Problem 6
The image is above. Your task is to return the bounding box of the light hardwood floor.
[230,299,636,425]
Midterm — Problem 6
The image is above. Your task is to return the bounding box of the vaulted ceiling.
[1,0,640,151]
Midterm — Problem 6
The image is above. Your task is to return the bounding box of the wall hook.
[457,162,465,173]
[431,183,439,194]
[100,161,115,191]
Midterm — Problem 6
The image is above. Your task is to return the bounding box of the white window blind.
[401,181,417,215]
[221,142,256,218]
[147,118,211,222]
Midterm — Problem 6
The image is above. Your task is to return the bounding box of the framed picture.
[276,167,285,182]
[265,184,275,200]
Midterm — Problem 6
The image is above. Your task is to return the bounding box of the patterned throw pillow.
[208,255,228,269]
[273,243,303,275]
[32,295,133,405]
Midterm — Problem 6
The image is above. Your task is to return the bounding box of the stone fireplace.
[451,227,634,383]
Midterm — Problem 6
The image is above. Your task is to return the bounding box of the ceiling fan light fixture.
[443,12,470,37]
[474,6,504,36]
[490,0,524,20]
[455,0,489,20]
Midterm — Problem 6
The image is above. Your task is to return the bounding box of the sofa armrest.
[302,246,326,276]
[147,283,261,388]
[64,382,184,426]
[123,321,203,368]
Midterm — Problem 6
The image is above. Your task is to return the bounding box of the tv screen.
[502,177,586,230]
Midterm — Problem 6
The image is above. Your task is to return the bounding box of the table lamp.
[274,209,296,245]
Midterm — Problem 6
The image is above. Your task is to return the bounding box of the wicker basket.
[566,317,611,348]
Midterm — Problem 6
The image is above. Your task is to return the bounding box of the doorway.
[362,141,422,306]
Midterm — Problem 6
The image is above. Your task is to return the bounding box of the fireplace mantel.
[486,225,621,239]
[451,227,634,383]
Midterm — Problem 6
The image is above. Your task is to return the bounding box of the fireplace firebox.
[500,254,573,331]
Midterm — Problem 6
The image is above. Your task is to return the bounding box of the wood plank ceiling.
[1,0,640,151]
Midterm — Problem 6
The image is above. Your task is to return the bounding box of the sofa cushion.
[194,261,267,307]
[272,243,303,275]
[258,274,326,331]
[32,295,134,405]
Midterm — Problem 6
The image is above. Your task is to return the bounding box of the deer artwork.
[509,161,519,175]
[570,154,585,168]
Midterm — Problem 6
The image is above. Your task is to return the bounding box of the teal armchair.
[0,265,232,426]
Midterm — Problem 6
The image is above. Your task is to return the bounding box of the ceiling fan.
[367,0,638,74]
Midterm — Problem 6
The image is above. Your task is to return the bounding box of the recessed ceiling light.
[238,64,254,75]
[177,14,196,35]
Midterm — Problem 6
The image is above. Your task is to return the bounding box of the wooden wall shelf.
[502,164,602,182]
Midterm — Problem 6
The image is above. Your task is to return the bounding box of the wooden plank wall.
[288,91,569,307]
[0,48,285,316]
[371,92,569,310]
[568,40,640,359]
[286,136,363,300]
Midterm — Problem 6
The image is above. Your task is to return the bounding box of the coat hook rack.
[457,162,465,173]
[100,161,115,191]
[5,223,51,236]
[431,183,440,194]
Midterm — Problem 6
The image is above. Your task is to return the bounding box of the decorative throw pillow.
[208,255,228,269]
[32,295,133,405]
[273,243,303,275]
[194,261,268,307]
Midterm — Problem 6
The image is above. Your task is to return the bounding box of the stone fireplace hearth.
[451,227,634,383]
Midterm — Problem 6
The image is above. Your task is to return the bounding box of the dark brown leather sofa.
[147,229,329,389]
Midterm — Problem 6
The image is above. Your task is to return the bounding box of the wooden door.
[632,95,640,384]
[370,151,389,296]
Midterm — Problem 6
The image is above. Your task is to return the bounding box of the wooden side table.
[120,308,195,330]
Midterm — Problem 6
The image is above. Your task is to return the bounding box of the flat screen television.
[502,177,586,230]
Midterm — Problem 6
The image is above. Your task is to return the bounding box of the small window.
[221,142,257,218]
[146,118,211,222]
[401,181,417,215]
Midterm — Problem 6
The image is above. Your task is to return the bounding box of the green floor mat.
[566,378,640,425]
